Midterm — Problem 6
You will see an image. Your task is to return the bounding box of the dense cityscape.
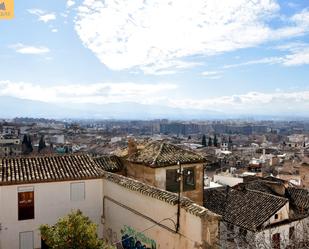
[0,117,308,248]
[1,0,309,248]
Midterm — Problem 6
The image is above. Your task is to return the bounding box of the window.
[227,223,234,231]
[18,187,34,221]
[166,167,196,192]
[289,226,295,239]
[239,228,247,238]
[19,231,34,249]
[272,233,280,249]
[166,169,179,193]
[274,214,278,220]
[70,182,85,201]
[183,167,195,191]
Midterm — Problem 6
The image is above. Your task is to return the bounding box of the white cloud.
[282,48,309,66]
[291,9,309,28]
[201,71,220,76]
[141,60,202,75]
[74,1,309,73]
[9,43,50,55]
[0,81,177,105]
[223,57,284,69]
[1,80,308,114]
[51,28,58,33]
[168,91,309,114]
[201,71,223,79]
[27,9,56,23]
[67,0,76,8]
[224,42,309,68]
[74,0,281,73]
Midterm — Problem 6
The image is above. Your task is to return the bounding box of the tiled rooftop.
[204,187,288,231]
[93,155,123,173]
[239,178,309,218]
[204,177,309,231]
[0,154,101,185]
[0,153,218,219]
[128,141,205,167]
[102,171,217,218]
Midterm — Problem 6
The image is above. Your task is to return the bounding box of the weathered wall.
[126,162,204,205]
[0,179,103,249]
[255,217,309,248]
[155,163,204,205]
[102,176,219,249]
[300,163,309,188]
[262,203,289,226]
[126,162,157,186]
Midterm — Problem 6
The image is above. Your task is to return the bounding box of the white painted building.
[204,178,309,249]
[0,154,221,249]
[0,179,103,249]
[0,155,103,249]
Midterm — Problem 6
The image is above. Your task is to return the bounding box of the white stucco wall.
[219,216,309,249]
[263,203,289,226]
[102,179,205,249]
[0,179,103,249]
[213,175,243,187]
[255,218,309,248]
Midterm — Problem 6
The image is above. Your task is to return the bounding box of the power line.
[111,214,204,248]
[111,215,176,246]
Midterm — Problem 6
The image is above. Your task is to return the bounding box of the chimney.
[128,137,137,157]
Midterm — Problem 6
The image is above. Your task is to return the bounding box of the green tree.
[208,137,213,147]
[22,134,28,145]
[202,134,207,147]
[40,210,114,249]
[38,135,46,153]
[213,134,218,147]
[22,134,33,154]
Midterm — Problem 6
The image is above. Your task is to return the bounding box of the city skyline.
[0,0,309,118]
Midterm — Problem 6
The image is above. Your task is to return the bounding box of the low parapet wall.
[102,172,220,249]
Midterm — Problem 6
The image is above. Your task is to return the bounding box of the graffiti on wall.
[120,225,156,249]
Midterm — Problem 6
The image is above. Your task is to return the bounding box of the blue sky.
[0,0,309,117]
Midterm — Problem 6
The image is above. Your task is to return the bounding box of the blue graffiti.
[121,234,155,249]
[0,2,6,10]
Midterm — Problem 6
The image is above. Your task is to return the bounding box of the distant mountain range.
[1,96,308,120]
[0,96,225,120]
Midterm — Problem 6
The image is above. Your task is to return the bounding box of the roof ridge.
[0,153,89,161]
[103,171,219,218]
[244,188,289,202]
[152,142,165,166]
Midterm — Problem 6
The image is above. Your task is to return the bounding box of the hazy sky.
[0,0,309,116]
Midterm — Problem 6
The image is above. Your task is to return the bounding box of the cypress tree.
[202,134,207,147]
[38,135,46,153]
[214,134,218,147]
[208,137,213,147]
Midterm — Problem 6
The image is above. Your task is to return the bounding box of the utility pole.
[176,161,182,233]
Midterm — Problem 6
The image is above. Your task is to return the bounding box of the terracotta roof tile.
[128,141,205,167]
[0,154,101,185]
[204,187,288,231]
[93,155,123,173]
[102,171,218,218]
